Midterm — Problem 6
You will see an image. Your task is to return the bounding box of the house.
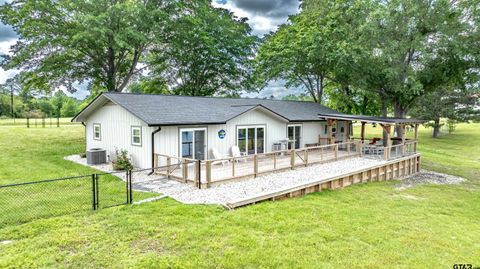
[73,92,356,169]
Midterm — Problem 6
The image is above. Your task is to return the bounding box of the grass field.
[0,126,154,227]
[0,123,479,268]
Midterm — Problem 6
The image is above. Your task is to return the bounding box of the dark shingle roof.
[92,92,343,125]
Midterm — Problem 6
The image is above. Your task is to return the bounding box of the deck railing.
[154,140,417,188]
[154,141,363,188]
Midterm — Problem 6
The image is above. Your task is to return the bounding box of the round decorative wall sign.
[218,129,226,139]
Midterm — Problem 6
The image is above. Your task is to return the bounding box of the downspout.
[149,127,162,175]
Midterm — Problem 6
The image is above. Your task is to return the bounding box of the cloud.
[0,24,17,42]
[212,0,299,36]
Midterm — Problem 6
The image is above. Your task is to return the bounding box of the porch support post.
[327,119,335,144]
[380,124,391,160]
[401,124,406,156]
[414,124,419,152]
[360,122,366,142]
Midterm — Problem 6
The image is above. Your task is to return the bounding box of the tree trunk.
[432,118,441,138]
[381,99,388,146]
[393,101,407,140]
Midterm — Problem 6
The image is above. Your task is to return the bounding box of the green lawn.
[0,123,479,268]
[0,126,153,226]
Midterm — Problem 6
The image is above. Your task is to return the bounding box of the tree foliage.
[0,0,172,93]
[144,0,257,96]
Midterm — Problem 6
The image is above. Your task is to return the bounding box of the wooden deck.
[225,154,421,209]
[153,141,418,188]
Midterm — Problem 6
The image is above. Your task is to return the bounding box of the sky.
[0,0,301,99]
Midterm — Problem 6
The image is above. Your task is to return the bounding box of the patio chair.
[231,146,248,162]
[210,148,229,166]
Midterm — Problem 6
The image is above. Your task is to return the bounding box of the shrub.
[112,149,133,171]
[80,152,86,158]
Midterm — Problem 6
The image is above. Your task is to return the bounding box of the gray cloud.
[0,24,17,42]
[232,0,299,18]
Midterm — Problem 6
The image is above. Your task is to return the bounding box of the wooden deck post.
[290,149,295,169]
[166,157,171,179]
[327,119,335,144]
[206,160,212,187]
[360,121,366,142]
[304,149,308,166]
[380,124,391,160]
[273,153,277,169]
[182,159,188,182]
[254,155,258,177]
[232,157,235,177]
[414,124,419,152]
[153,154,158,174]
[334,144,338,160]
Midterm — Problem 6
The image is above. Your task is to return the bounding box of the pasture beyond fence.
[0,169,141,228]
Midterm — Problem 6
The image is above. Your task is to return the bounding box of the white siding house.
[74,93,351,169]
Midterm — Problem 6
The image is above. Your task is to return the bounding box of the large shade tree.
[255,0,373,104]
[0,0,173,93]
[145,0,258,97]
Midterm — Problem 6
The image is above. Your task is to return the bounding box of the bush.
[112,149,133,171]
[80,152,86,158]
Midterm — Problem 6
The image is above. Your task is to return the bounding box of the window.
[237,126,265,155]
[287,125,302,149]
[180,128,206,160]
[93,123,101,140]
[131,126,142,146]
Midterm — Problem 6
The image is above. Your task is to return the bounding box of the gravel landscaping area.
[66,154,385,205]
[66,154,466,206]
[395,170,466,190]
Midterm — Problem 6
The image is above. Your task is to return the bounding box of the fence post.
[125,170,130,204]
[95,174,99,208]
[35,118,37,128]
[196,160,202,189]
[57,117,60,127]
[129,170,133,203]
[27,117,30,128]
[42,117,45,128]
[166,157,171,179]
[182,159,188,183]
[50,117,52,127]
[334,144,338,160]
[92,174,96,210]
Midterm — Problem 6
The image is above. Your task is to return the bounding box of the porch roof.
[318,113,426,125]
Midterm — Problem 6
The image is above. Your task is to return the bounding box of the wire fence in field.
[0,117,81,127]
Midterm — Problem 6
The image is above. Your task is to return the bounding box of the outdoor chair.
[231,146,248,162]
[210,148,229,166]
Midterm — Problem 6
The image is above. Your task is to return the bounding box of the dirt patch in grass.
[395,170,466,190]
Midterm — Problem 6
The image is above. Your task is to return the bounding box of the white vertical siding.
[86,102,153,169]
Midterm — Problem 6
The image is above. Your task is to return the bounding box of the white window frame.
[131,126,142,146]
[93,123,101,141]
[179,127,208,160]
[287,124,302,149]
[236,125,266,155]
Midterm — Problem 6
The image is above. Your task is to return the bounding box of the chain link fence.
[0,171,134,228]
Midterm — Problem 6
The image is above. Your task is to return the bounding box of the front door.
[180,128,206,160]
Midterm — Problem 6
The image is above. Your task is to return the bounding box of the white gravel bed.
[65,154,386,205]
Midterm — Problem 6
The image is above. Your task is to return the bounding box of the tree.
[60,98,78,117]
[50,91,67,118]
[410,87,480,137]
[359,0,475,137]
[0,0,172,93]
[255,0,373,104]
[0,77,21,119]
[146,0,257,96]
